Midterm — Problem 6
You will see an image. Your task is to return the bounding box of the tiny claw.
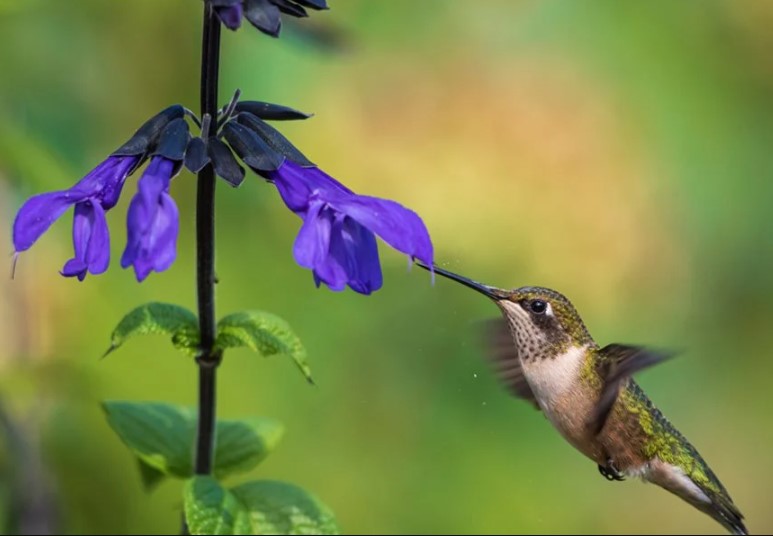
[598,459,625,482]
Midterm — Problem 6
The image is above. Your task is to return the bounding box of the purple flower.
[12,155,139,281]
[121,157,180,282]
[268,160,433,294]
[213,0,328,36]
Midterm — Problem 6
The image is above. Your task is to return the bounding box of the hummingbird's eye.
[529,300,548,314]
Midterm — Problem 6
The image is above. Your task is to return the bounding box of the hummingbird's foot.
[598,459,625,482]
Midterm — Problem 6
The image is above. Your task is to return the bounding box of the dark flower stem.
[194,1,222,477]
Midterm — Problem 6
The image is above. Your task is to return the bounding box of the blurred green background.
[1,0,772,534]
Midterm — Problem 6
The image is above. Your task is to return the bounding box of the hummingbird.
[419,263,747,535]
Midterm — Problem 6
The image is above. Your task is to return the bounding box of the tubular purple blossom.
[12,155,139,280]
[121,156,181,281]
[268,160,433,294]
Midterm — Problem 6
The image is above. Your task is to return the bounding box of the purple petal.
[146,193,179,274]
[61,201,110,280]
[84,201,110,274]
[97,155,139,209]
[136,157,175,219]
[329,195,434,265]
[271,160,352,215]
[292,201,346,290]
[70,202,92,265]
[13,192,77,252]
[121,192,145,270]
[12,155,138,253]
[292,200,329,268]
[328,215,382,294]
[217,5,243,30]
[121,189,179,282]
[286,162,353,195]
[121,156,178,280]
[61,258,88,282]
[69,155,138,208]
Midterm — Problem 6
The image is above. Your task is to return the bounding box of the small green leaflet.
[184,477,339,535]
[102,402,283,487]
[104,302,200,357]
[103,306,312,384]
[215,311,312,383]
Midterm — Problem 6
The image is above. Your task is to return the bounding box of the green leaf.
[216,311,312,383]
[102,401,283,485]
[215,419,284,480]
[137,458,167,491]
[103,401,195,478]
[104,302,200,357]
[185,477,339,535]
[184,476,250,535]
[230,481,339,535]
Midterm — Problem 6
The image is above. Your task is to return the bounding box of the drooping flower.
[12,105,186,281]
[13,155,139,280]
[212,0,328,36]
[121,157,181,281]
[218,105,434,294]
[270,160,434,294]
[121,116,189,281]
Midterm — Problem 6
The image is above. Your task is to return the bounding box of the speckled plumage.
[613,379,744,534]
[496,287,747,535]
[422,264,747,535]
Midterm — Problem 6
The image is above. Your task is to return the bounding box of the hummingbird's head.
[497,286,593,361]
[420,263,594,360]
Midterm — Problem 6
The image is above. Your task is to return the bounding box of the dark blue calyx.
[234,101,312,121]
[214,0,329,37]
[236,112,313,167]
[244,0,282,36]
[153,118,190,162]
[112,105,186,158]
[272,0,308,18]
[222,121,284,173]
[184,137,211,174]
[208,137,245,187]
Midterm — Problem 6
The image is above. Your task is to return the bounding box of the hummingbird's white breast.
[521,344,603,462]
[523,344,587,402]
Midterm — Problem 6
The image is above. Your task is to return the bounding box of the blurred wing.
[590,344,676,435]
[480,318,540,410]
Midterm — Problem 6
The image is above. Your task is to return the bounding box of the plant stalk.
[194,0,222,477]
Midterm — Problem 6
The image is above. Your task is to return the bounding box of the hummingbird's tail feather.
[700,487,748,535]
[646,458,747,535]
[622,382,746,534]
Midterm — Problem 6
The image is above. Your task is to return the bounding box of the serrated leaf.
[104,302,200,357]
[216,311,312,383]
[102,402,283,486]
[185,477,339,535]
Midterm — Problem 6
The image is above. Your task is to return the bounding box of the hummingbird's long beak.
[416,262,508,300]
